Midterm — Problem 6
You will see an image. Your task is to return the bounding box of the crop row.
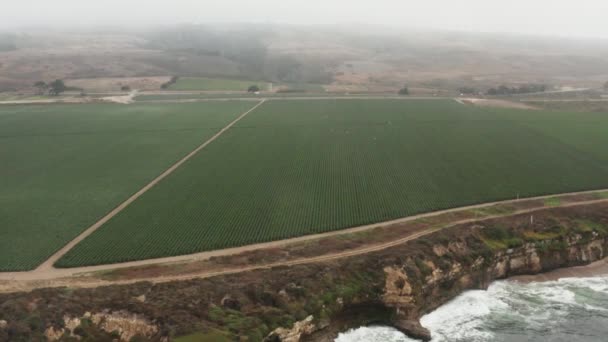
[56,100,608,267]
[0,101,253,271]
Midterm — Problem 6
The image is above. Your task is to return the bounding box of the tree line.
[34,80,67,96]
[160,76,179,89]
[145,26,333,85]
[486,84,548,96]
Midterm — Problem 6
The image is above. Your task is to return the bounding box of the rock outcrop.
[292,209,608,341]
[91,310,158,341]
[43,311,158,342]
[265,316,316,342]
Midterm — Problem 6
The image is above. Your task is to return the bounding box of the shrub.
[415,257,432,277]
[160,76,179,89]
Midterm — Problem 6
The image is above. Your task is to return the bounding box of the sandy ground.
[511,258,608,283]
[100,91,138,104]
[0,97,89,105]
[0,91,138,105]
[65,77,171,92]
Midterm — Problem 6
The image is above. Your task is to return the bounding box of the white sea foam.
[335,326,418,342]
[336,275,608,342]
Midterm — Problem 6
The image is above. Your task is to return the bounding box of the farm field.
[279,83,326,92]
[169,77,269,91]
[56,99,608,267]
[524,100,608,113]
[135,92,382,101]
[0,101,254,271]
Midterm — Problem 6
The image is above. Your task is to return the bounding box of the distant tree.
[160,76,179,90]
[487,84,547,96]
[121,85,131,92]
[398,86,409,95]
[497,85,511,95]
[48,80,66,96]
[248,85,260,93]
[458,87,477,95]
[33,81,48,95]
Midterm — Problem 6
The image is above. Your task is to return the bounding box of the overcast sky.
[3,0,608,39]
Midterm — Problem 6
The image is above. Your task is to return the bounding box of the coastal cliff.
[273,205,608,341]
[0,203,607,342]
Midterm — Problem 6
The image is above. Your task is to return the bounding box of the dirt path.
[101,90,138,104]
[33,100,266,273]
[0,91,138,105]
[1,196,607,292]
[0,97,89,105]
[137,95,453,104]
[456,97,538,110]
[1,188,606,289]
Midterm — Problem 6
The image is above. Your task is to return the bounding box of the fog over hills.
[2,0,608,39]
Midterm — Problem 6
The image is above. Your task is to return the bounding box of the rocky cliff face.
[281,214,608,341]
[381,235,607,340]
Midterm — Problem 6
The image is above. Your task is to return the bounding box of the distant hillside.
[1,25,608,92]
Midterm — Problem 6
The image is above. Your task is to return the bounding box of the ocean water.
[335,275,608,342]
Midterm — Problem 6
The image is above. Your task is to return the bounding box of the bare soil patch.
[101,91,138,104]
[66,77,172,92]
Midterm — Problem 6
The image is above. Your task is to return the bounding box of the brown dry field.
[65,76,171,92]
[3,28,608,93]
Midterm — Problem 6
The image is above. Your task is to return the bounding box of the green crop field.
[56,99,608,267]
[169,77,269,91]
[278,83,326,92]
[0,101,253,271]
[135,93,378,102]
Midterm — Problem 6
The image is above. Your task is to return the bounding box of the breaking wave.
[336,275,608,341]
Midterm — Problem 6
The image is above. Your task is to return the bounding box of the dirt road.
[137,95,453,104]
[0,95,604,291]
[33,100,266,273]
[1,188,606,292]
[456,97,538,110]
